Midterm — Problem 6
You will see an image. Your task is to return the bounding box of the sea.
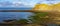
[0,7,33,22]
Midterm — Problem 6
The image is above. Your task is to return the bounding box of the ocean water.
[0,7,33,22]
[0,7,32,10]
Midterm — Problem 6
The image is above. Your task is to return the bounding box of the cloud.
[0,1,36,7]
[0,0,39,7]
[41,1,60,4]
[0,0,60,7]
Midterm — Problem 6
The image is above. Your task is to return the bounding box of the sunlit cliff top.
[33,3,60,12]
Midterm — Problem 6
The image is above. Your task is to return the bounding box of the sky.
[0,0,39,7]
[0,0,60,7]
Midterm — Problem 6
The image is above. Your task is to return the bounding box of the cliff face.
[32,3,60,24]
[33,3,60,12]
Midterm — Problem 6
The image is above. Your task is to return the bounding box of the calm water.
[0,7,33,22]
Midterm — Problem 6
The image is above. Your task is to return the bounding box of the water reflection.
[0,12,33,22]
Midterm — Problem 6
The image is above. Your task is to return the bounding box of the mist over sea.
[0,7,33,22]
